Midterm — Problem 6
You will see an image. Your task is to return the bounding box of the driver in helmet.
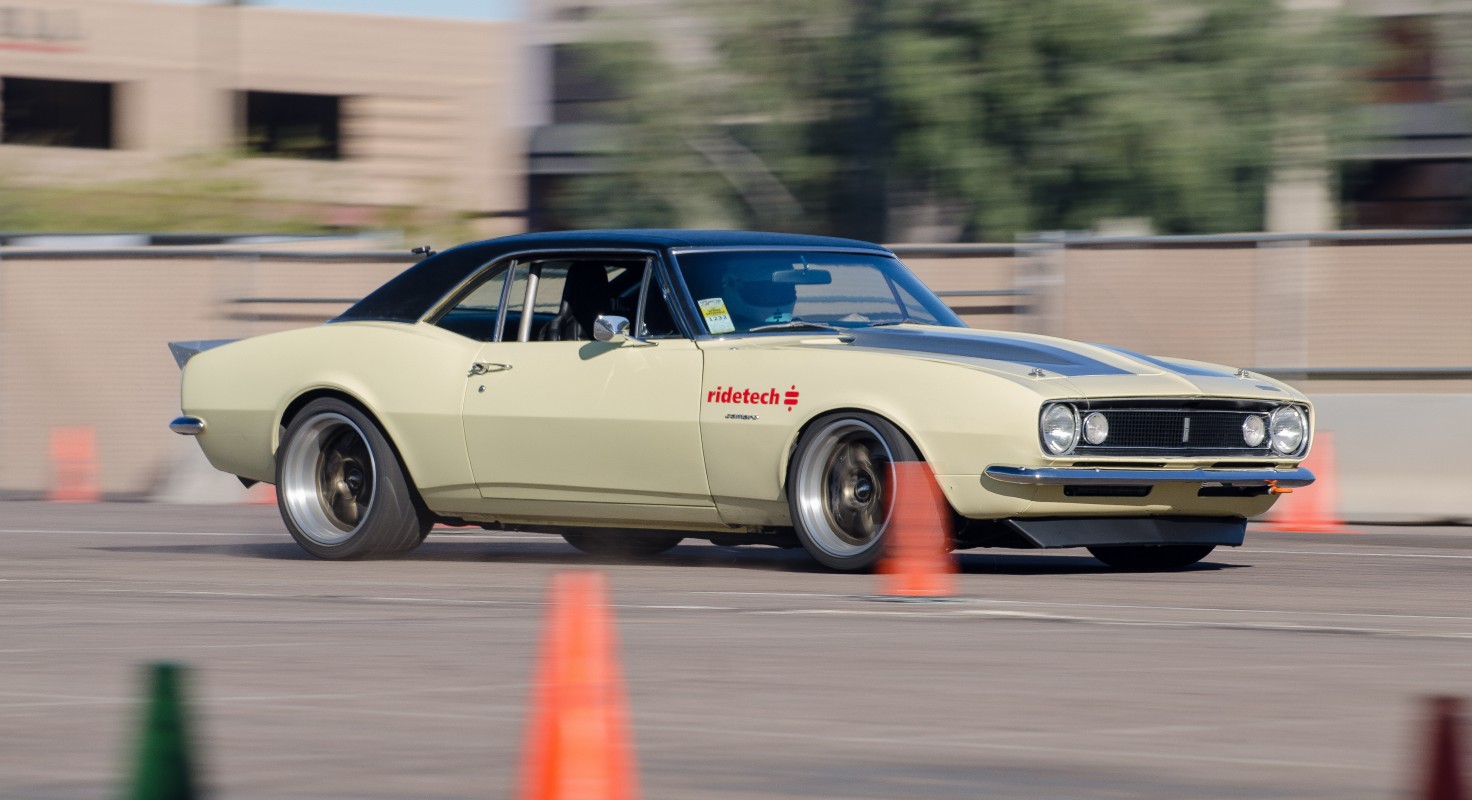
[719,263,798,330]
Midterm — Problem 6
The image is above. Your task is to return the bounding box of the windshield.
[672,250,964,335]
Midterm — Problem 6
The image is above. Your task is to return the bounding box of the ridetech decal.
[707,385,801,412]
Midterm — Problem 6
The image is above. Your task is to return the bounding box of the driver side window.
[637,267,681,339]
[532,259,684,341]
[436,255,683,342]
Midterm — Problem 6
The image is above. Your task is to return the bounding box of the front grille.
[1066,399,1297,457]
[1096,410,1254,451]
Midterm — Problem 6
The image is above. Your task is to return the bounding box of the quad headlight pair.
[1237,407,1308,453]
[1039,404,1116,453]
[1039,403,1308,456]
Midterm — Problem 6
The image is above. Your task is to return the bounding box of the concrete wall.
[1312,394,1472,523]
[1017,243,1472,382]
[1,241,1468,521]
[0,251,410,498]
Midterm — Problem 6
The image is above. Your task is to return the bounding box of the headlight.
[1242,414,1267,448]
[1083,412,1109,445]
[1041,403,1079,454]
[1269,406,1307,455]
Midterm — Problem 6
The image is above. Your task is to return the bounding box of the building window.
[1366,17,1439,104]
[1,77,114,149]
[551,44,621,124]
[1342,160,1472,228]
[242,91,342,160]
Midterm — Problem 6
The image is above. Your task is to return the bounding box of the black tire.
[1087,544,1216,571]
[561,529,684,559]
[276,398,431,559]
[786,412,921,572]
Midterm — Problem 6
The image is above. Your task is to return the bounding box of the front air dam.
[1005,516,1247,548]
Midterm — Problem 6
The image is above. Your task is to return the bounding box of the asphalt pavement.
[0,501,1468,799]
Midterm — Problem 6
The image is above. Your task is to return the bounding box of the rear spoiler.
[168,339,238,369]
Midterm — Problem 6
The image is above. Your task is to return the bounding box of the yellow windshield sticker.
[697,297,736,334]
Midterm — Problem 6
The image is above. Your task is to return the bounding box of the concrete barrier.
[1310,394,1472,523]
[0,236,1467,521]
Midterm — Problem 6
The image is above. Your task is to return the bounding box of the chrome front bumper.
[984,466,1315,488]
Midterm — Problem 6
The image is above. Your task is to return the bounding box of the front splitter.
[1005,516,1247,548]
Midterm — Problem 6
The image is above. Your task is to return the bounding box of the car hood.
[764,325,1302,401]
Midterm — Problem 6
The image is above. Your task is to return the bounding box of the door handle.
[468,362,512,376]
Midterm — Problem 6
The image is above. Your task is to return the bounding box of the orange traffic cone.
[518,571,637,800]
[48,426,101,503]
[246,483,277,506]
[878,462,956,599]
[1261,431,1355,534]
[1418,696,1467,800]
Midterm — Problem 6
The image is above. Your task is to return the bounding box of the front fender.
[698,342,1056,523]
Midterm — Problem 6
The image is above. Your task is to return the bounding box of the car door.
[456,254,713,511]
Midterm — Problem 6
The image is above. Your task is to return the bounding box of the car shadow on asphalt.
[449,537,1250,576]
[86,540,835,572]
[88,538,1246,575]
[954,551,1247,575]
[87,541,318,559]
[455,541,837,573]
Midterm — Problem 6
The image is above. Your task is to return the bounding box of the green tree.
[553,0,1367,240]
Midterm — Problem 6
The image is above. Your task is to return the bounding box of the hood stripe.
[1096,345,1240,378]
[845,328,1131,376]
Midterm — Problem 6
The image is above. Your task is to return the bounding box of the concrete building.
[0,0,527,229]
[3,0,1467,235]
[1339,4,1472,228]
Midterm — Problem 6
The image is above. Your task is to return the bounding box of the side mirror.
[594,315,657,347]
[597,316,656,347]
[593,315,632,345]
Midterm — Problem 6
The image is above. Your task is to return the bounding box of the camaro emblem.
[1182,416,1191,442]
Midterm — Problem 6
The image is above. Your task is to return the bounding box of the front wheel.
[276,398,430,559]
[787,413,920,572]
[1087,544,1216,571]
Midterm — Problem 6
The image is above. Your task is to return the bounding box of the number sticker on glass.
[697,297,736,334]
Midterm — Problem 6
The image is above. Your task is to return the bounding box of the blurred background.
[0,0,1467,517]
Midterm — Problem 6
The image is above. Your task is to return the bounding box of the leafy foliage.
[552,0,1368,240]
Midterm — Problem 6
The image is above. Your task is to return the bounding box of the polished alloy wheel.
[792,418,896,560]
[281,412,378,545]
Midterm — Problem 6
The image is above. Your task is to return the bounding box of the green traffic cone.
[123,663,200,800]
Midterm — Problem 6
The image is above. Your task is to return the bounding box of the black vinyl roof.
[470,229,886,250]
[337,229,889,323]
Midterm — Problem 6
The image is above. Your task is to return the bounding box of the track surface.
[1,502,1468,799]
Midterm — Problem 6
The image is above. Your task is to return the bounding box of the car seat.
[539,266,613,341]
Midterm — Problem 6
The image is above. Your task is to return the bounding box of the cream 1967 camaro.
[170,230,1314,572]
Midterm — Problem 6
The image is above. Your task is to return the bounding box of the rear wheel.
[1087,544,1216,571]
[787,413,920,572]
[561,529,684,559]
[277,398,430,559]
